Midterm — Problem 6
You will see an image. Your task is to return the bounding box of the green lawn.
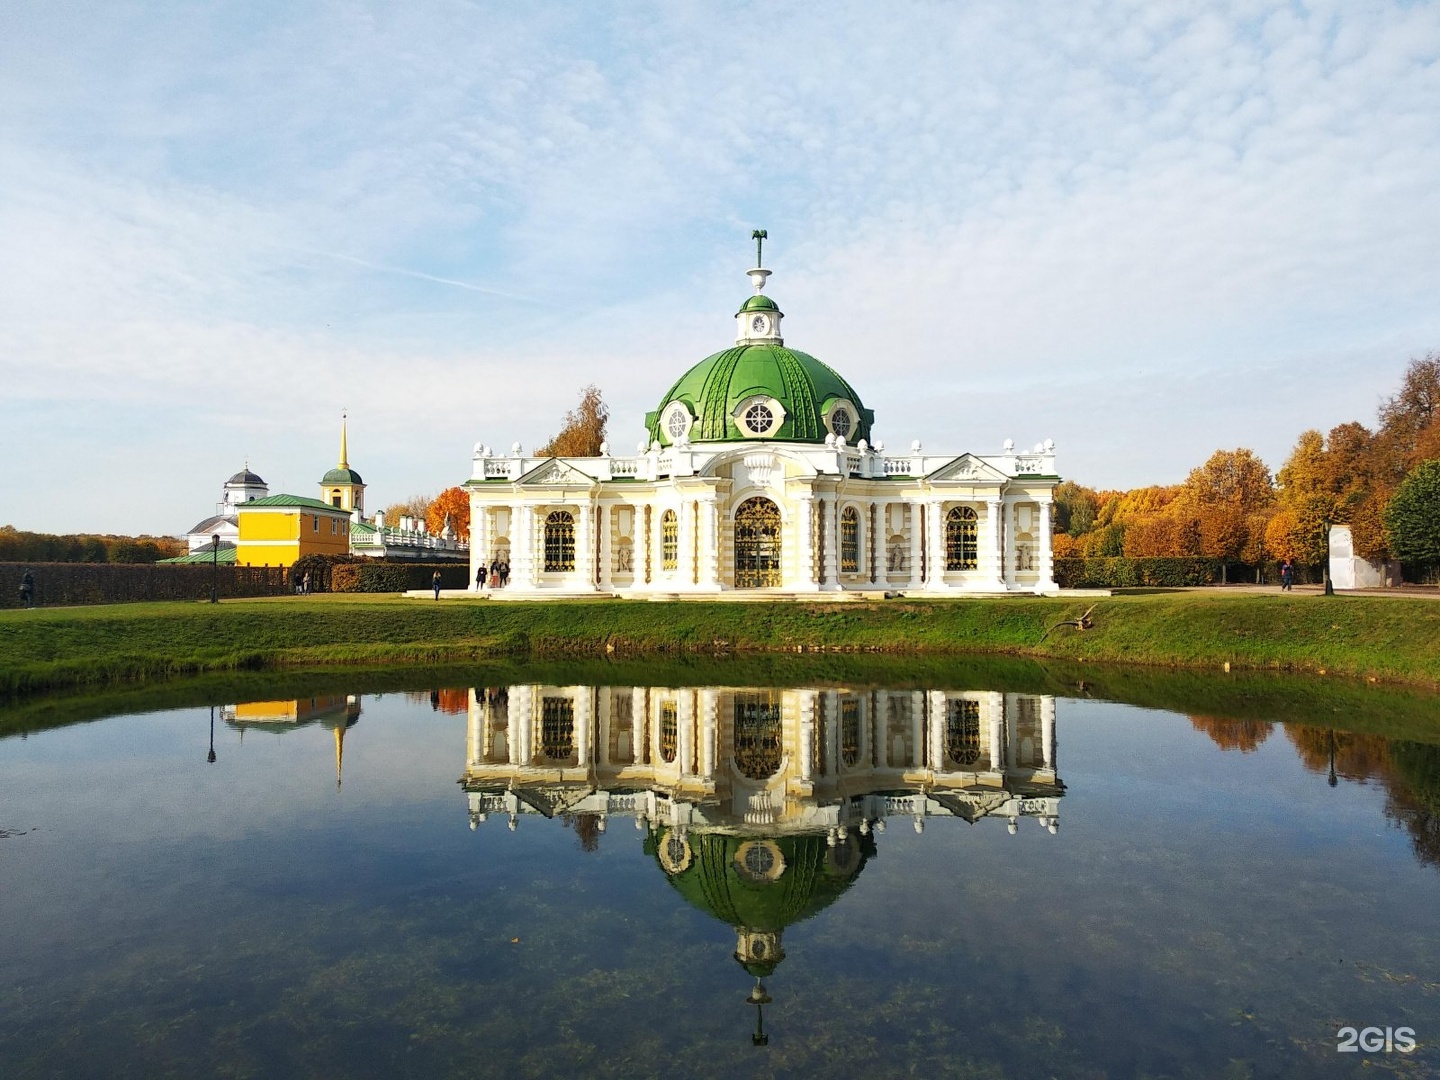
[2,591,1439,696]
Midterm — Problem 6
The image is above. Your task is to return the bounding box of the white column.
[467,689,482,767]
[1041,696,1056,770]
[927,691,946,769]
[797,495,815,589]
[598,503,612,593]
[699,498,719,590]
[699,689,717,780]
[989,695,1005,775]
[908,501,923,588]
[511,685,534,764]
[1037,499,1057,594]
[575,686,593,770]
[1003,500,1017,591]
[677,498,695,588]
[631,687,649,764]
[984,498,1004,590]
[678,689,696,777]
[815,499,829,587]
[1000,692,1015,772]
[470,505,487,591]
[798,690,816,781]
[578,502,595,591]
[910,690,925,768]
[877,692,890,768]
[926,500,945,591]
[824,691,840,774]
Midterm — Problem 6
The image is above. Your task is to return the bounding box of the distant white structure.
[184,466,269,552]
[1328,525,1400,589]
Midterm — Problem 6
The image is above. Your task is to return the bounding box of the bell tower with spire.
[320,412,366,516]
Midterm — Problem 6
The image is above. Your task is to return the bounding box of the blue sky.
[3,0,1439,534]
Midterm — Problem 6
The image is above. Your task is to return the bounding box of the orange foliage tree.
[425,487,470,541]
[536,385,609,458]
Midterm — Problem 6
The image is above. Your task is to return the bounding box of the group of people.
[474,557,511,591]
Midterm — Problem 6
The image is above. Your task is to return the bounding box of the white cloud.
[1,0,1438,531]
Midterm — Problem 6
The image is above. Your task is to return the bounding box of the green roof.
[647,831,872,975]
[158,547,238,564]
[242,494,351,512]
[738,294,779,312]
[322,467,364,485]
[645,344,874,446]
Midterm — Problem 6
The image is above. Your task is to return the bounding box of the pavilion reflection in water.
[460,684,1063,1043]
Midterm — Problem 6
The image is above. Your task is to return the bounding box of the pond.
[1,667,1437,1078]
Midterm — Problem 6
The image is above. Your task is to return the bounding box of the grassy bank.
[2,591,1440,697]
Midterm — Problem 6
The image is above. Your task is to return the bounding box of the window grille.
[840,507,859,572]
[660,700,678,763]
[841,698,860,766]
[544,510,575,572]
[733,694,782,779]
[743,403,774,435]
[945,698,982,767]
[541,697,574,761]
[661,510,678,570]
[734,497,782,587]
[945,506,978,571]
[830,408,851,438]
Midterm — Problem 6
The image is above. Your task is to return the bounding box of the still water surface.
[1,676,1437,1078]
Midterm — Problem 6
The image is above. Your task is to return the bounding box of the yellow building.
[236,495,353,567]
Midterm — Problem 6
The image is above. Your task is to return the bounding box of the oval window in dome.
[743,403,774,435]
[830,409,851,438]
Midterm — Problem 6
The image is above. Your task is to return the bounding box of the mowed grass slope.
[1,592,1438,694]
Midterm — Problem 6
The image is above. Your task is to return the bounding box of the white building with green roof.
[465,254,1061,596]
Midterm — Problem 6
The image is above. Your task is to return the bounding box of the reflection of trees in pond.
[1188,716,1273,753]
[1286,726,1440,868]
[1384,742,1440,869]
[561,813,603,853]
[407,688,469,714]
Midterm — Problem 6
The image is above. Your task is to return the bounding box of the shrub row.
[1054,556,1225,588]
[329,562,471,593]
[1,562,290,608]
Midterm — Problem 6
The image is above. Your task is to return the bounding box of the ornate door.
[734,497,782,588]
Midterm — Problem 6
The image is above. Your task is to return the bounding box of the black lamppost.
[210,533,220,604]
[208,704,217,764]
[747,980,772,1047]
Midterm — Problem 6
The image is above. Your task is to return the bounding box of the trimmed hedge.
[329,562,471,593]
[1055,556,1225,588]
[0,561,289,608]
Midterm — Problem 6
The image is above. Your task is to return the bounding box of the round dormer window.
[735,395,785,438]
[662,401,692,442]
[826,400,856,439]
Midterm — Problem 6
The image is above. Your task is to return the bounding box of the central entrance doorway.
[734,497,782,588]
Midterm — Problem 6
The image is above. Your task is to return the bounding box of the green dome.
[322,467,364,485]
[738,294,779,312]
[647,831,871,939]
[645,344,875,446]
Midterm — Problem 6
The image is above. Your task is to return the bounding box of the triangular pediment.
[927,454,1005,483]
[516,458,599,487]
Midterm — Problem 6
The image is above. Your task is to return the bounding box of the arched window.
[661,510,678,570]
[544,510,575,572]
[659,700,678,763]
[734,497,782,588]
[840,506,860,572]
[541,697,575,762]
[733,693,782,779]
[841,698,861,766]
[830,408,851,439]
[945,506,978,571]
[945,699,982,767]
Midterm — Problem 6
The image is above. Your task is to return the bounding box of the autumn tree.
[1175,448,1274,575]
[1378,353,1440,463]
[1384,460,1440,568]
[536,385,609,458]
[425,486,470,541]
[382,494,432,526]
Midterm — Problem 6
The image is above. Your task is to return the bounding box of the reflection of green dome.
[645,345,874,447]
[322,467,364,485]
[646,831,872,975]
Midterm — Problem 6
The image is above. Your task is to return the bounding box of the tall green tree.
[1384,460,1440,567]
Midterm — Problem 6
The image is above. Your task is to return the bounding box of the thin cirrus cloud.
[0,0,1437,533]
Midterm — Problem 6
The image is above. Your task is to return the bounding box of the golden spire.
[334,723,346,790]
[339,411,349,469]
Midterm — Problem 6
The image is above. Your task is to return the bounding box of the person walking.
[302,570,312,596]
[1280,559,1294,591]
[499,559,510,588]
[432,569,443,600]
[490,558,500,588]
[19,568,35,608]
[475,562,488,591]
